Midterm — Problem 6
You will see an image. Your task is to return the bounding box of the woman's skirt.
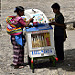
[11,35,24,66]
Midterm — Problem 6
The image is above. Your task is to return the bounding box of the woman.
[6,6,33,69]
[49,3,67,61]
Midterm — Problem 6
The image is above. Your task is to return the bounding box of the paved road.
[0,29,75,75]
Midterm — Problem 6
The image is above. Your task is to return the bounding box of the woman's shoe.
[14,65,19,69]
[14,65,24,69]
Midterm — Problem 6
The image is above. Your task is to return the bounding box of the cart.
[22,9,58,73]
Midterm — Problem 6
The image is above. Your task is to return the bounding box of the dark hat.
[14,6,24,12]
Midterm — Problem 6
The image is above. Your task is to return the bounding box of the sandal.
[19,66,24,69]
[14,65,19,69]
[14,65,24,69]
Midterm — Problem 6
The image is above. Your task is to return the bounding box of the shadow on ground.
[31,49,75,72]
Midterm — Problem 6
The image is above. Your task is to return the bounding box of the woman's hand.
[27,18,33,24]
[29,18,33,22]
[25,18,33,27]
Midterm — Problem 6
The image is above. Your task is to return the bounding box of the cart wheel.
[28,55,31,68]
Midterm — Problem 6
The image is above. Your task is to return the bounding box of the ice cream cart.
[22,9,58,73]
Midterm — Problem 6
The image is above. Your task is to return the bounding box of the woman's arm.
[19,18,33,27]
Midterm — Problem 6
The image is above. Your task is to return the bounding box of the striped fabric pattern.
[6,16,22,35]
[11,35,24,65]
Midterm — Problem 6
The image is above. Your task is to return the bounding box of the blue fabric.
[15,34,23,46]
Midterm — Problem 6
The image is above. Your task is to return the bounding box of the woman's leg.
[11,36,24,68]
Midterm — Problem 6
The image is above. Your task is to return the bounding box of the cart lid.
[26,23,53,32]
